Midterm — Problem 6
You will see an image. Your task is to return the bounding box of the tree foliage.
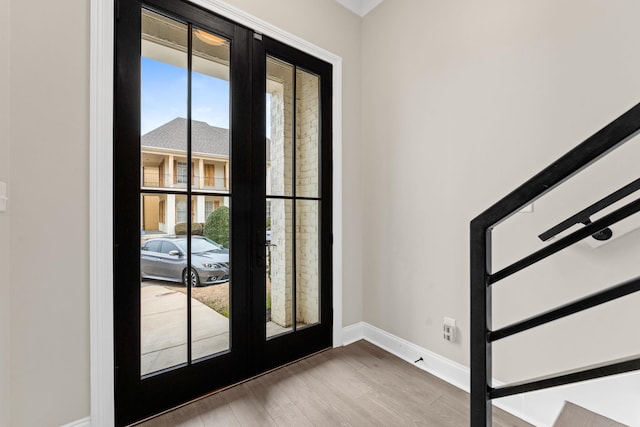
[204,206,230,248]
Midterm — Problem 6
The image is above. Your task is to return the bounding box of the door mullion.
[249,31,266,374]
[186,22,193,366]
[291,65,297,332]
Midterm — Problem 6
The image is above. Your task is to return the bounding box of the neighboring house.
[141,117,272,234]
[141,117,230,234]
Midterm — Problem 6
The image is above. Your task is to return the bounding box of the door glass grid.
[266,57,321,338]
[140,9,232,376]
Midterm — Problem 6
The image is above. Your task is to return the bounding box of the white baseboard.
[361,322,471,392]
[60,417,91,427]
[342,322,639,427]
[341,321,366,346]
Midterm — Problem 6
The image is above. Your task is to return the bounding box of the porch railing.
[470,102,640,426]
[142,171,228,191]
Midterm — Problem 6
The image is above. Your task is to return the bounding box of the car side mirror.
[168,250,181,257]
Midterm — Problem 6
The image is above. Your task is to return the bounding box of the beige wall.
[361,0,640,383]
[4,0,362,425]
[0,0,10,425]
[16,0,640,423]
[8,0,91,426]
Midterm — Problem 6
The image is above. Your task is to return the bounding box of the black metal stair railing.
[538,177,640,242]
[470,102,640,426]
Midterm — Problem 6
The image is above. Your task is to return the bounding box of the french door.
[114,1,332,425]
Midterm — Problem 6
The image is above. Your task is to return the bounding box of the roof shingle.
[142,117,229,156]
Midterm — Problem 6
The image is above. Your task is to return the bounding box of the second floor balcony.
[142,170,229,192]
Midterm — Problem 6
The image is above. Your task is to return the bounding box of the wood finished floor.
[137,340,533,427]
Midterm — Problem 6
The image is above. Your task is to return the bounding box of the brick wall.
[268,67,320,328]
[295,70,319,325]
[269,77,294,327]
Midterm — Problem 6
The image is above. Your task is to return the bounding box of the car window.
[175,238,223,254]
[159,241,179,255]
[144,240,162,252]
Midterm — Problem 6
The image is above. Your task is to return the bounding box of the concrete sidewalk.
[141,283,229,376]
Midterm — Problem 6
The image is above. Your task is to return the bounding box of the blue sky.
[141,57,230,135]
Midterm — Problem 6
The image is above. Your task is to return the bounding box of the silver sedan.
[141,236,229,287]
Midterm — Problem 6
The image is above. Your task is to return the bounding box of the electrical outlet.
[443,317,456,342]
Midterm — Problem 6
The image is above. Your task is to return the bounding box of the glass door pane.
[190,27,232,362]
[295,69,321,329]
[265,56,323,337]
[266,56,295,338]
[141,9,189,375]
[296,199,320,328]
[295,69,320,198]
[266,198,293,337]
[139,9,233,376]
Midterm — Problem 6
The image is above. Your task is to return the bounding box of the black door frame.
[113,0,332,425]
[250,35,333,375]
[114,1,252,424]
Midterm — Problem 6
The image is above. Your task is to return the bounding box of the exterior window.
[205,201,214,219]
[176,161,188,184]
[176,199,187,223]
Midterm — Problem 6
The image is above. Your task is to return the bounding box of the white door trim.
[89,0,114,425]
[90,1,343,425]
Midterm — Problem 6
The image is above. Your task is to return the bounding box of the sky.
[141,57,230,135]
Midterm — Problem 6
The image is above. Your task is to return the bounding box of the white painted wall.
[0,1,10,425]
[8,0,90,425]
[361,0,640,385]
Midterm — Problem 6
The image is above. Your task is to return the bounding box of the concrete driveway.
[141,282,229,376]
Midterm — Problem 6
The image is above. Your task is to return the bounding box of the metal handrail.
[490,197,640,284]
[470,101,640,426]
[488,275,640,342]
[490,355,640,399]
[538,177,640,241]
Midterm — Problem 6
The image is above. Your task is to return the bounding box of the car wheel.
[183,267,201,288]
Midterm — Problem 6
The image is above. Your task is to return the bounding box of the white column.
[196,195,205,223]
[198,159,204,189]
[166,194,176,234]
[167,154,174,187]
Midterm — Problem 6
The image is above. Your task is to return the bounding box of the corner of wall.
[0,0,10,424]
